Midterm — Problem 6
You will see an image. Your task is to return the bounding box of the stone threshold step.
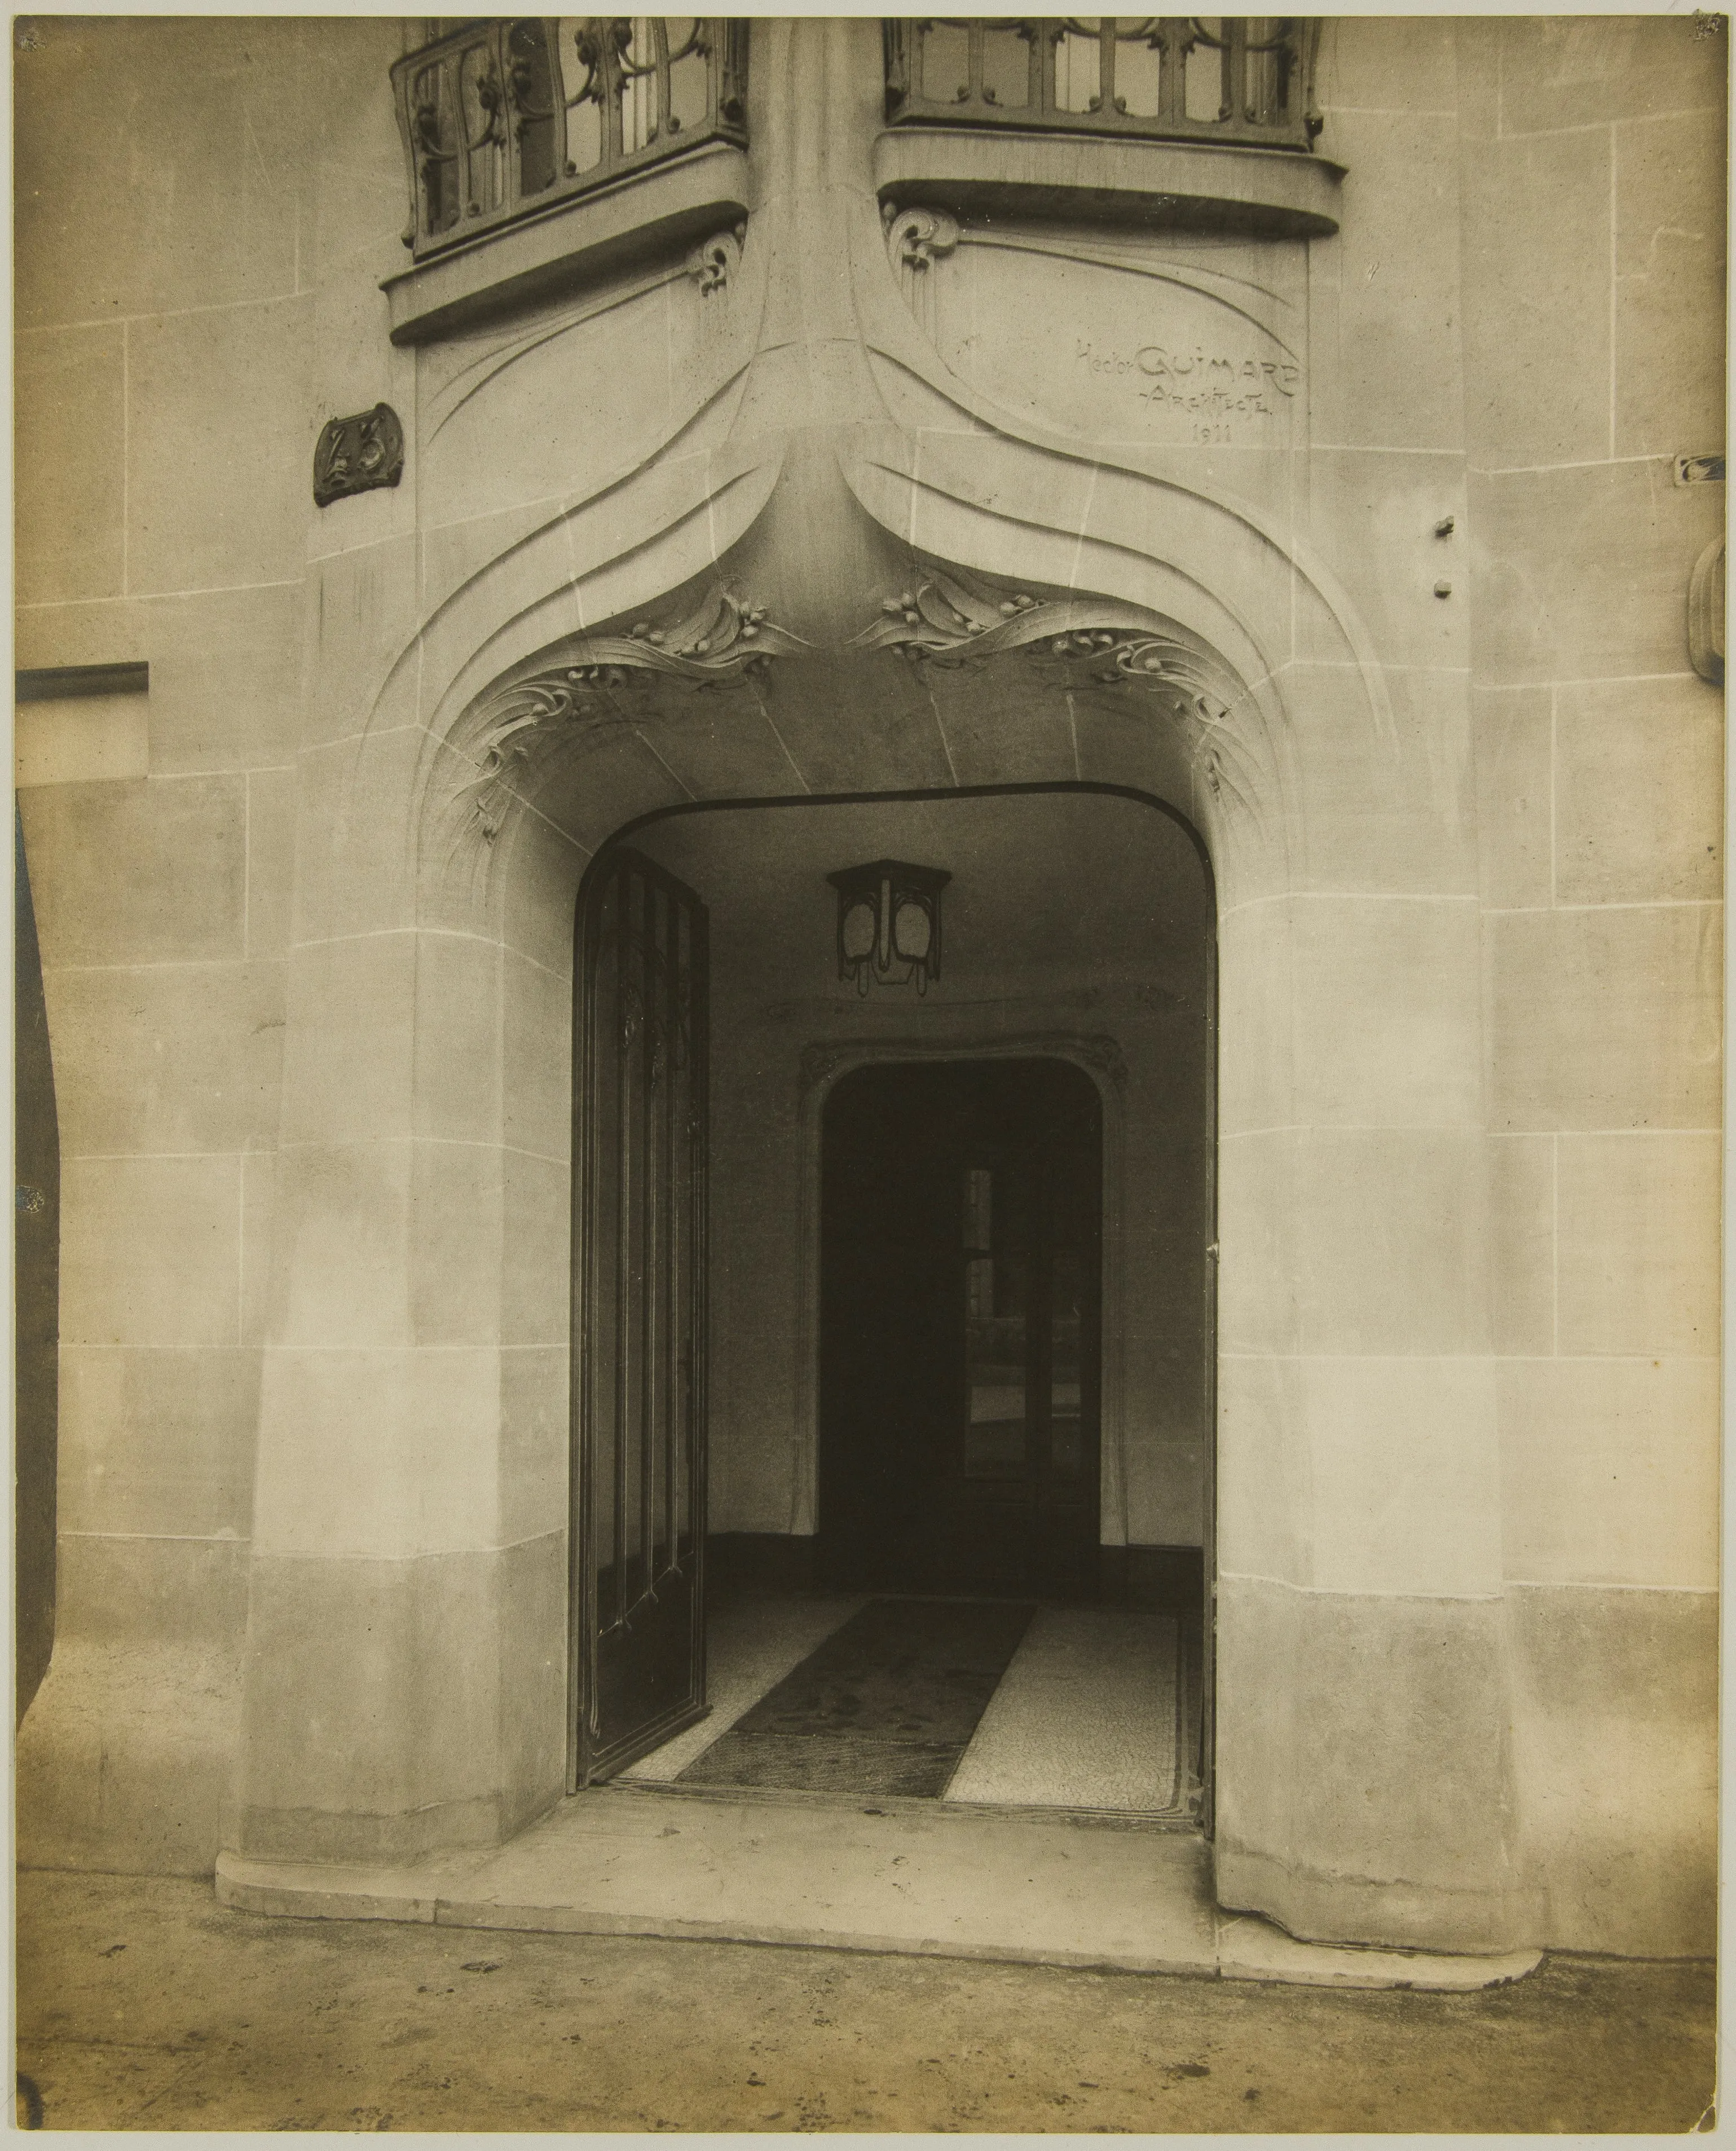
[621,1774,1201,1832]
[215,1786,1541,1994]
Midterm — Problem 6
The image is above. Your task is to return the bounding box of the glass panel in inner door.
[572,849,708,1787]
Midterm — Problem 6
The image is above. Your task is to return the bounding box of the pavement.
[16,1867,1716,2133]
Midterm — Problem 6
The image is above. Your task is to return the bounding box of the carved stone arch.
[396,433,790,928]
[402,466,1284,946]
[838,177,1426,909]
[846,175,1389,706]
[834,464,1301,901]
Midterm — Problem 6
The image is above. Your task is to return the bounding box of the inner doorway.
[818,1058,1102,1601]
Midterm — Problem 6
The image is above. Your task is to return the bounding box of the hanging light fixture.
[826,858,951,997]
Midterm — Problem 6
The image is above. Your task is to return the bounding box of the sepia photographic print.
[11,5,1725,2132]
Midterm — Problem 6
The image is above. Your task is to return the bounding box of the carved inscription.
[910,236,1305,470]
[1074,339,1301,439]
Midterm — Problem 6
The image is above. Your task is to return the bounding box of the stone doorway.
[598,786,1215,1831]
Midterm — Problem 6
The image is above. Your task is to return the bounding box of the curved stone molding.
[883,204,959,274]
[456,586,805,838]
[874,127,1343,241]
[687,223,746,296]
[841,179,1391,753]
[403,387,781,824]
[799,1030,1127,1099]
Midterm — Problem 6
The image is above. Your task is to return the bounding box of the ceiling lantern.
[827,859,951,997]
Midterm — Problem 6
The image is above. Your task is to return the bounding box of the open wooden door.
[571,848,708,1787]
[818,1059,1101,1601]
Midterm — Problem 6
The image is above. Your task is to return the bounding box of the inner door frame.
[797,1036,1128,1555]
[813,1049,1110,1597]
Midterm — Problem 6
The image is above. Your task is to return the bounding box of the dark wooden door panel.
[573,850,708,1787]
[819,1059,1102,1599]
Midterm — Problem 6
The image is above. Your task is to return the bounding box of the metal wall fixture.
[392,17,749,260]
[827,859,952,997]
[884,17,1323,153]
[1689,537,1725,687]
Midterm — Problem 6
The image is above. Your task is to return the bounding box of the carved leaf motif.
[848,571,1232,725]
[457,588,807,837]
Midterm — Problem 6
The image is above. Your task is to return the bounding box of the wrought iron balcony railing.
[392,17,749,260]
[884,18,1321,154]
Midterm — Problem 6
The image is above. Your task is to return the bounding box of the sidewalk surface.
[16,1868,1715,2133]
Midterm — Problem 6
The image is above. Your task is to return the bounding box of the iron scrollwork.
[393,19,750,261]
[884,17,1322,153]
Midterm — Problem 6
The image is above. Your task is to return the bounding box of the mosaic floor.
[624,1592,1196,1816]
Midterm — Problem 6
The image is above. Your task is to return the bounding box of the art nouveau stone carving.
[686,223,746,296]
[883,204,960,274]
[848,569,1233,724]
[458,585,804,836]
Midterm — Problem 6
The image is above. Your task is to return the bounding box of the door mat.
[678,1597,1036,1800]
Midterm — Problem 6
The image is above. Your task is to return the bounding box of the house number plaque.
[312,404,404,508]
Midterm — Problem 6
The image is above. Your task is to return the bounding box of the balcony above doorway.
[383,17,749,344]
[879,17,1343,240]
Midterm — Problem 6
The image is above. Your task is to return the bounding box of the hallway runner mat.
[677,1597,1036,1799]
[620,1595,866,1783]
[943,1608,1182,1813]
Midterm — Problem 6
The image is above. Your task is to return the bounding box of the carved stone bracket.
[313,404,404,508]
[848,569,1233,725]
[883,204,960,273]
[458,585,805,838]
[686,222,746,296]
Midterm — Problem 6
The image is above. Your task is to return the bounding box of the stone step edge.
[213,1852,1544,1993]
[1214,1913,1543,1991]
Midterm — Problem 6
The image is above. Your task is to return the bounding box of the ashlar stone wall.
[1460,16,1724,1954]
[15,15,405,1870]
